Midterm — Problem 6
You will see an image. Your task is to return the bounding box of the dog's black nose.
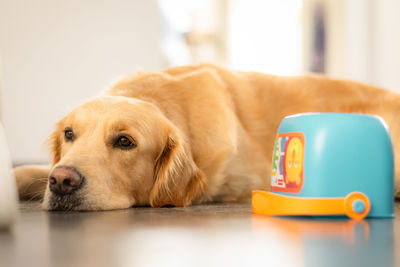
[49,166,84,195]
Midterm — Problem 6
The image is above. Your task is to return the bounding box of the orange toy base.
[252,190,370,219]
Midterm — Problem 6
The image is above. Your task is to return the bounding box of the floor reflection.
[6,203,395,267]
[253,215,394,267]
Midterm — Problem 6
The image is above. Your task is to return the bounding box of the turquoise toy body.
[253,113,395,219]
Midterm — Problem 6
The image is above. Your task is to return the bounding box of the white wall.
[0,0,163,163]
[303,0,400,92]
[341,0,400,91]
[370,0,400,91]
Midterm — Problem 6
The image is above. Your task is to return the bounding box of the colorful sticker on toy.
[271,132,304,193]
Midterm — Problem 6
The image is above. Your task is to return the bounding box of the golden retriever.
[14,64,400,211]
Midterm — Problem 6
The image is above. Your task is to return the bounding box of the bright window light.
[228,0,303,75]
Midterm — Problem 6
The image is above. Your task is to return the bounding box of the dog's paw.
[14,165,50,200]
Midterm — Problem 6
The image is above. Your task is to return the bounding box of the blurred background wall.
[0,0,163,163]
[1,0,400,163]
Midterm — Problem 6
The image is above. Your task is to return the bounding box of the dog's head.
[42,96,205,211]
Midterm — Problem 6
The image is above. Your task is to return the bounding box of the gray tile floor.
[1,202,399,267]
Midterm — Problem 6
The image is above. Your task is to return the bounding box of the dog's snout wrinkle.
[49,166,85,195]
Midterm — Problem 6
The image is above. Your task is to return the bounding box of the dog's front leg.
[13,165,50,200]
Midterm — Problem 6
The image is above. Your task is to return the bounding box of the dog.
[14,64,400,211]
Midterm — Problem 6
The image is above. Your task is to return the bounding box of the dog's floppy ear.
[46,130,62,166]
[150,131,206,207]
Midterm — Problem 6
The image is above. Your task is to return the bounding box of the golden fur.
[14,64,400,210]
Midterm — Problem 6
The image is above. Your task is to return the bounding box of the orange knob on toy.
[343,192,371,219]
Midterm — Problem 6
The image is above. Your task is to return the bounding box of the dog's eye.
[64,129,75,142]
[114,135,136,150]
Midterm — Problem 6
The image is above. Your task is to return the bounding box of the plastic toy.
[252,113,395,219]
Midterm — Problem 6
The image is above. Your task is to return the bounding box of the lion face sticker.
[284,137,303,186]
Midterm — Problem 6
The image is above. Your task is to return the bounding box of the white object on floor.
[0,122,18,229]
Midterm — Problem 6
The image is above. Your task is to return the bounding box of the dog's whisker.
[25,190,46,202]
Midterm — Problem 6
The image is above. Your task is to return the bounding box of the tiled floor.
[1,202,399,267]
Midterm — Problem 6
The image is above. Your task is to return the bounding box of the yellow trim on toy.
[252,190,371,219]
